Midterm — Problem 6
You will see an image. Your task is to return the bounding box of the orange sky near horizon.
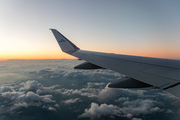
[0,52,75,61]
[1,49,180,61]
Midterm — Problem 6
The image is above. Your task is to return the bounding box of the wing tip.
[49,28,57,31]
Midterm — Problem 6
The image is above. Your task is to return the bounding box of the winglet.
[50,29,80,54]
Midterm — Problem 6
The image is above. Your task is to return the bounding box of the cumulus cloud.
[42,105,57,112]
[98,83,149,102]
[29,67,60,79]
[86,82,105,89]
[166,109,173,113]
[29,61,122,80]
[61,68,122,79]
[62,98,80,105]
[54,103,59,108]
[0,86,14,94]
[8,102,28,112]
[79,99,161,120]
[115,97,129,102]
[2,91,24,100]
[122,99,161,115]
[59,82,149,102]
[0,80,58,113]
[58,82,107,98]
[61,89,97,98]
[132,118,142,120]
[126,113,133,118]
[120,99,161,118]
[36,89,43,94]
[78,102,120,119]
[48,106,56,111]
[20,80,44,92]
[19,80,59,94]
[98,83,118,101]
[38,68,53,76]
[2,91,55,112]
[120,89,147,97]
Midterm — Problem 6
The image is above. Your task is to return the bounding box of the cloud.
[20,80,44,92]
[166,109,173,113]
[59,82,149,102]
[2,91,24,100]
[122,99,161,115]
[98,83,118,101]
[61,89,97,98]
[120,89,147,97]
[86,82,105,89]
[38,68,53,76]
[126,113,133,118]
[48,106,56,111]
[78,102,120,119]
[36,89,43,94]
[61,69,122,79]
[0,86,14,93]
[62,98,80,105]
[79,99,161,120]
[8,102,28,112]
[28,61,122,80]
[115,97,129,102]
[0,80,58,113]
[1,59,176,119]
[58,82,106,98]
[97,83,149,102]
[42,105,57,112]
[2,91,55,112]
[54,103,59,108]
[19,80,59,94]
[132,118,142,120]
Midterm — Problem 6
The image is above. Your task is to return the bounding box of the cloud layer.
[0,60,178,120]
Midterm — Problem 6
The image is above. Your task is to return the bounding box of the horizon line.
[0,58,77,61]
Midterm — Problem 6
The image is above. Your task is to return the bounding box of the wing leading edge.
[50,29,180,106]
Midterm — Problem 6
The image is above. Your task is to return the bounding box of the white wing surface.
[50,29,180,106]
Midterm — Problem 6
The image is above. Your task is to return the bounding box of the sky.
[0,0,180,60]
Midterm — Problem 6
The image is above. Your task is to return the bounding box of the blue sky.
[1,0,180,60]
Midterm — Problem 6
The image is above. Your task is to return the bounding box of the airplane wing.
[50,29,180,106]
